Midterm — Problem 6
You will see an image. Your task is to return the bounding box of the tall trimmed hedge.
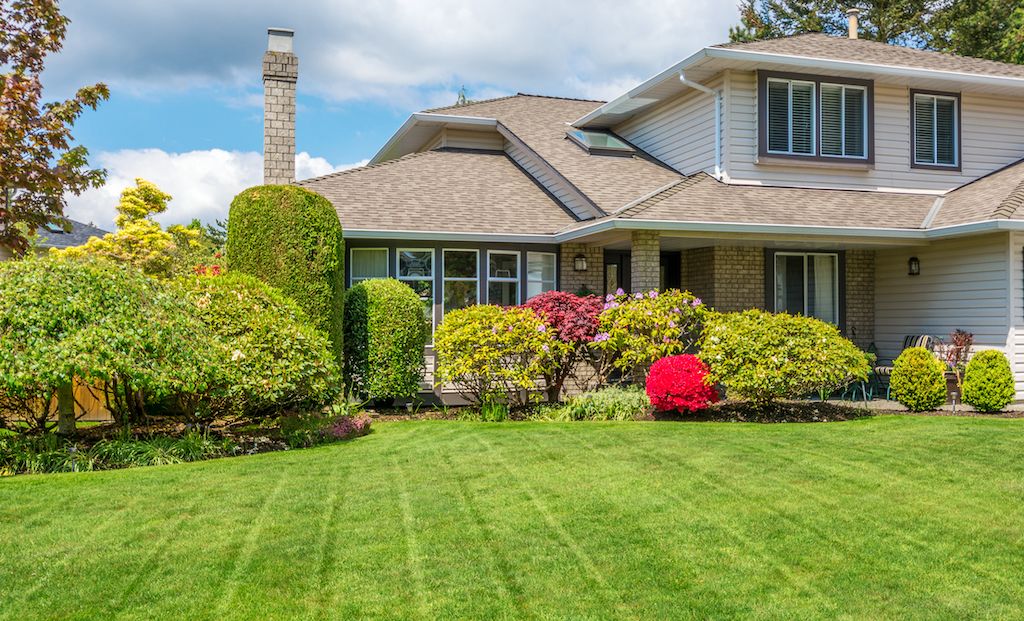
[226,185,344,362]
[344,278,428,401]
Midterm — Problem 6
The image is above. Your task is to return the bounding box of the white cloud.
[65,149,366,230]
[47,0,738,108]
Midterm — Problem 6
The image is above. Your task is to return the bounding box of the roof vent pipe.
[679,72,722,180]
[846,8,860,39]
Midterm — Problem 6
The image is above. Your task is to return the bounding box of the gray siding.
[875,233,1010,371]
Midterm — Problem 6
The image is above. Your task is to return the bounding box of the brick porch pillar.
[630,230,660,292]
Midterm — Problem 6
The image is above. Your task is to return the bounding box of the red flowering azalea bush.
[645,354,718,413]
[523,291,603,401]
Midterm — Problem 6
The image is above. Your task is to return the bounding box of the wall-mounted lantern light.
[574,254,587,272]
[908,256,921,276]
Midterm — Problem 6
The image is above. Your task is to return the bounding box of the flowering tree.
[55,179,216,278]
[592,289,709,381]
[522,291,602,402]
[645,354,718,413]
[1,1,109,254]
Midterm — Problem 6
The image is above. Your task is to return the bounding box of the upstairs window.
[767,78,815,155]
[912,91,959,169]
[759,71,872,163]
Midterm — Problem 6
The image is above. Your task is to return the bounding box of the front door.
[604,251,630,295]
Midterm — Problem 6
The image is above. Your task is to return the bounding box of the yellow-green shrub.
[962,350,1015,413]
[699,310,870,408]
[433,305,568,407]
[344,278,428,401]
[891,347,947,412]
[226,185,344,363]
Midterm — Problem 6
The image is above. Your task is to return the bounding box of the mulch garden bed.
[652,400,874,423]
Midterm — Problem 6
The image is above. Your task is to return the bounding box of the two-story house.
[258,16,1024,398]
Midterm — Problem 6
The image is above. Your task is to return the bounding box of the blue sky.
[52,0,738,228]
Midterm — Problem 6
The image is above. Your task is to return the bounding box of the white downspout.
[679,71,722,180]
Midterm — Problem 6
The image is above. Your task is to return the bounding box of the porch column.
[630,230,660,292]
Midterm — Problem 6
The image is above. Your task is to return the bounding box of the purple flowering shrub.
[279,410,372,448]
[324,413,372,441]
[592,289,709,380]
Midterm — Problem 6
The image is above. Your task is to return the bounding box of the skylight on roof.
[567,129,635,156]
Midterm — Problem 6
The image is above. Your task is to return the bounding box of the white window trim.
[487,250,521,305]
[913,93,959,168]
[397,248,436,334]
[526,251,557,301]
[766,78,817,157]
[819,83,868,160]
[773,252,840,324]
[441,248,480,315]
[349,247,389,286]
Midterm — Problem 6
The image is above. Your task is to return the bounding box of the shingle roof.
[931,158,1024,227]
[583,172,938,230]
[36,219,110,249]
[297,148,577,235]
[426,94,683,212]
[715,33,1024,79]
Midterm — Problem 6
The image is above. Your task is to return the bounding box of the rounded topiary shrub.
[962,350,1015,413]
[182,272,341,419]
[645,354,718,414]
[699,310,870,408]
[226,185,344,363]
[343,278,428,401]
[890,347,947,412]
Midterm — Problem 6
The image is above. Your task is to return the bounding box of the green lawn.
[2,417,1024,620]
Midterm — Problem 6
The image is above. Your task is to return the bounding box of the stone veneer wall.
[630,231,661,292]
[845,249,875,348]
[263,50,298,185]
[559,243,604,295]
[682,246,765,311]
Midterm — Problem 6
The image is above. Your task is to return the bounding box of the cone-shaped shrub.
[343,278,428,401]
[962,350,1015,413]
[891,347,947,412]
[227,185,344,363]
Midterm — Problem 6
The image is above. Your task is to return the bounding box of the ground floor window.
[443,249,479,314]
[488,250,520,306]
[774,252,839,324]
[350,248,388,285]
[398,249,434,330]
[526,252,556,300]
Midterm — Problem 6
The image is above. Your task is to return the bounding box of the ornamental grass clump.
[645,354,718,413]
[890,347,947,412]
[962,350,1015,413]
[522,290,603,401]
[593,289,708,381]
[699,310,870,409]
[344,278,429,402]
[433,305,568,408]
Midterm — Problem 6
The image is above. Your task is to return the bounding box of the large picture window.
[350,248,388,285]
[759,71,872,163]
[773,252,839,325]
[526,252,556,300]
[487,250,520,306]
[912,91,959,169]
[397,249,434,330]
[443,249,479,314]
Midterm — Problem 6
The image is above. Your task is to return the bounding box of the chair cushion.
[874,365,894,376]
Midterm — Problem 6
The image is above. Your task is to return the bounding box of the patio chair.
[873,335,937,399]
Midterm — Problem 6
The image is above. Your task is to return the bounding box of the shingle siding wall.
[559,243,604,295]
[846,249,875,348]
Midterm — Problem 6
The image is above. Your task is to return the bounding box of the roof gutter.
[370,113,498,164]
[679,71,722,180]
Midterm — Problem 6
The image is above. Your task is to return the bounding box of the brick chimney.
[263,28,297,185]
